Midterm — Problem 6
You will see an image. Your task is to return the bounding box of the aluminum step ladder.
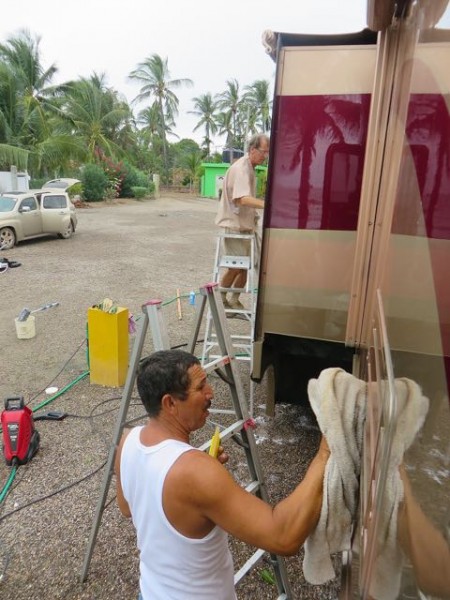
[203,232,258,413]
[80,283,291,599]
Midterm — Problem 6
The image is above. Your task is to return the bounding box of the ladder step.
[209,408,236,416]
[219,286,248,293]
[198,420,245,453]
[244,480,261,494]
[234,548,266,585]
[219,255,251,270]
[202,355,232,374]
[208,333,253,341]
[220,233,254,240]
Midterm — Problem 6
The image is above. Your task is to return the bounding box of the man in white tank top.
[115,350,329,600]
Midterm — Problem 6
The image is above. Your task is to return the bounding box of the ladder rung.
[234,548,265,585]
[219,255,251,270]
[220,233,254,240]
[209,333,253,341]
[198,420,245,453]
[203,355,232,373]
[206,353,251,363]
[244,480,260,494]
[219,286,248,293]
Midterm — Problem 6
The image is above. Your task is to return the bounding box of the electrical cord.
[0,287,226,507]
[0,458,107,524]
[26,337,87,406]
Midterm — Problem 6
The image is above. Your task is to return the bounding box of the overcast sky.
[2,1,449,148]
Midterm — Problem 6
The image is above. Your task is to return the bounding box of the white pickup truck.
[0,178,79,249]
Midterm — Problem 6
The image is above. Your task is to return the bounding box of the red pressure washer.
[1,396,40,466]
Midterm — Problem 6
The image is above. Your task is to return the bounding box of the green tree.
[243,80,272,134]
[129,54,193,176]
[0,29,81,174]
[57,74,133,163]
[181,150,203,192]
[189,93,217,159]
[171,138,201,167]
[216,79,243,156]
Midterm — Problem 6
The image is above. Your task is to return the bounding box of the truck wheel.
[0,227,16,250]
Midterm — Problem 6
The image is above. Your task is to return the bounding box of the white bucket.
[15,315,36,339]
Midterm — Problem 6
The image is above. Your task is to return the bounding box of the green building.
[200,163,267,199]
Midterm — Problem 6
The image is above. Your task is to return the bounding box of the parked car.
[0,179,79,250]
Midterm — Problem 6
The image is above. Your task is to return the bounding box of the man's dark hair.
[136,350,200,417]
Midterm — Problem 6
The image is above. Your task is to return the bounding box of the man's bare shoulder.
[170,447,232,486]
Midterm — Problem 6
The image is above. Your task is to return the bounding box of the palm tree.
[181,150,203,192]
[56,75,133,162]
[189,93,217,159]
[215,111,233,157]
[216,79,242,158]
[129,54,193,175]
[0,29,60,171]
[243,79,272,133]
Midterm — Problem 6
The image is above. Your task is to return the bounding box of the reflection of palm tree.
[405,94,450,238]
[289,96,364,227]
[189,93,217,159]
[129,54,192,175]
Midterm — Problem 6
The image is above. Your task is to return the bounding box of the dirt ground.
[0,193,340,599]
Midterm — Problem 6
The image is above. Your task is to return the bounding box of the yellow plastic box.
[87,307,129,387]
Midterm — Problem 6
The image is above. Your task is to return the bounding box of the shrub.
[68,182,83,198]
[131,186,148,200]
[120,162,149,198]
[81,164,109,201]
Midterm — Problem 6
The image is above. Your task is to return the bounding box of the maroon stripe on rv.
[266,94,371,230]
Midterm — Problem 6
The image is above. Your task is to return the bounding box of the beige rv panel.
[260,229,356,342]
[411,43,450,93]
[278,46,377,96]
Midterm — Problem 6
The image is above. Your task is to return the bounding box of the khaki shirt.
[215,156,257,232]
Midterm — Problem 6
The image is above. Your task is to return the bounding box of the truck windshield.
[0,197,17,212]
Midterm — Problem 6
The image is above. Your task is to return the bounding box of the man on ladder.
[215,133,269,310]
[114,347,330,600]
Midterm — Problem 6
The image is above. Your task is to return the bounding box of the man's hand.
[217,445,229,465]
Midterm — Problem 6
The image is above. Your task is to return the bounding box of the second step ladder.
[203,232,258,412]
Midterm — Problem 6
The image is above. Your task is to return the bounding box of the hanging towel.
[302,368,429,600]
[303,367,367,585]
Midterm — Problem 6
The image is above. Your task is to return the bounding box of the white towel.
[303,367,367,584]
[302,368,429,600]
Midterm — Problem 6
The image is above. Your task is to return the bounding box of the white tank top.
[120,426,236,600]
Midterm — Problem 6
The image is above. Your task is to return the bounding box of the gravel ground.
[0,193,340,599]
